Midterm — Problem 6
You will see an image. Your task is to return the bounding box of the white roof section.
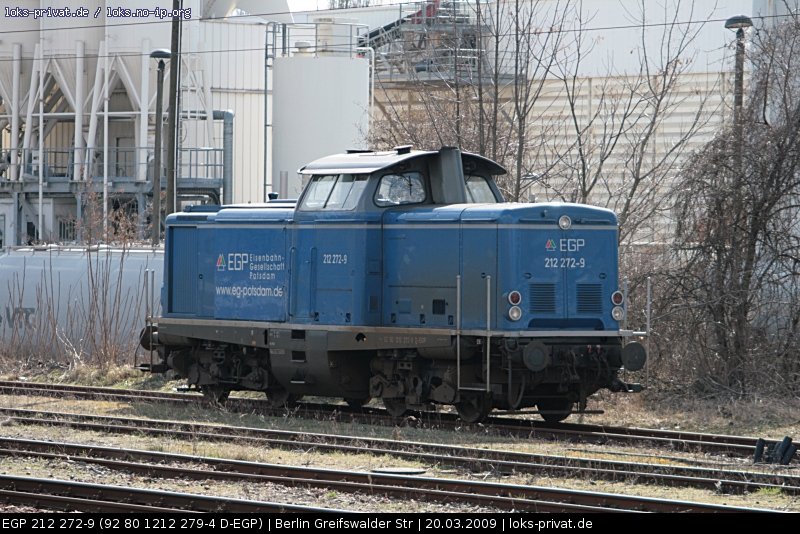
[212,0,294,22]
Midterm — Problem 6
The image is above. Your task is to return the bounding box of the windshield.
[465,174,498,203]
[299,174,368,210]
[375,171,427,207]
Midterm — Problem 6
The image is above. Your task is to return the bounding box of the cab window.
[465,174,498,203]
[375,172,426,207]
[299,174,368,210]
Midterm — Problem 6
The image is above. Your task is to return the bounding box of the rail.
[0,410,794,510]
[2,381,791,460]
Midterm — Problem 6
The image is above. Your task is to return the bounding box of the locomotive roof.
[298,147,506,176]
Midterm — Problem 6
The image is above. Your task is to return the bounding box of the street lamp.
[150,48,170,246]
[725,15,752,129]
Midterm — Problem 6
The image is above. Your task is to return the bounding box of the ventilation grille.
[529,284,556,313]
[577,284,602,314]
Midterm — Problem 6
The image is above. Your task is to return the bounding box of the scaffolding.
[361,1,492,86]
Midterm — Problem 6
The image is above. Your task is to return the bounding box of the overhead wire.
[0,0,793,41]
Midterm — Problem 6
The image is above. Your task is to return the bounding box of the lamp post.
[150,49,170,246]
[725,15,752,129]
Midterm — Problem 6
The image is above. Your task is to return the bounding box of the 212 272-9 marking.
[545,257,586,269]
[322,253,348,265]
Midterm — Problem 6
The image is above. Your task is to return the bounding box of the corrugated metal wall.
[202,21,266,202]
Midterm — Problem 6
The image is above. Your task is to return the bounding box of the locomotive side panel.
[459,222,499,331]
[562,226,618,328]
[213,220,289,322]
[164,212,218,318]
[382,210,462,329]
[167,226,200,315]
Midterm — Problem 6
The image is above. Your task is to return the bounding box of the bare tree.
[536,0,720,244]
[370,0,573,194]
[665,17,800,395]
[371,0,717,226]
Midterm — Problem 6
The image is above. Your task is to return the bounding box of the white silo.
[271,19,370,198]
[0,0,40,181]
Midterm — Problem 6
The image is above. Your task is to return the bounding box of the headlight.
[558,215,572,230]
[611,306,625,321]
[508,306,523,321]
[611,291,624,306]
[508,290,522,306]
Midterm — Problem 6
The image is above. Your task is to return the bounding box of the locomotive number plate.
[544,257,586,269]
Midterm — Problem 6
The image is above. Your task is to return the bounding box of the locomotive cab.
[143,146,646,422]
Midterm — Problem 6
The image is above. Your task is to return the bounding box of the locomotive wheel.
[266,386,300,408]
[200,385,230,405]
[455,393,491,424]
[382,398,409,417]
[345,397,369,408]
[537,398,573,423]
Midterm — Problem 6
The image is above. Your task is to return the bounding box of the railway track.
[0,474,342,513]
[2,407,798,498]
[0,436,780,513]
[0,380,792,461]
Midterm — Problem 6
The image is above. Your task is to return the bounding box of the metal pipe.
[646,276,652,336]
[152,59,165,245]
[103,36,109,239]
[11,44,20,183]
[144,268,150,367]
[138,40,151,183]
[38,43,43,242]
[73,41,85,183]
[149,269,155,368]
[456,274,461,391]
[485,274,491,392]
[356,46,375,112]
[220,110,234,204]
[84,41,105,182]
[166,0,181,217]
[22,45,38,178]
[646,276,652,386]
[264,23,275,201]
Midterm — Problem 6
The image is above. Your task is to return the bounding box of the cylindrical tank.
[0,0,40,109]
[0,0,40,54]
[314,17,359,57]
[0,247,163,363]
[271,40,369,197]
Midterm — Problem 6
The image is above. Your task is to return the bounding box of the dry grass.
[583,388,800,440]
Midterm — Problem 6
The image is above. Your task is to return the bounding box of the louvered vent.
[577,284,602,314]
[529,284,556,313]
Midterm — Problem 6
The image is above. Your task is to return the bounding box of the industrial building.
[0,0,370,245]
[0,0,788,246]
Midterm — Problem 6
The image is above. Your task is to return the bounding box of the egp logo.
[217,253,249,271]
[545,238,586,252]
[560,238,585,252]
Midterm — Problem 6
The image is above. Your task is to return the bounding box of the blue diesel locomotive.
[140,146,646,422]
